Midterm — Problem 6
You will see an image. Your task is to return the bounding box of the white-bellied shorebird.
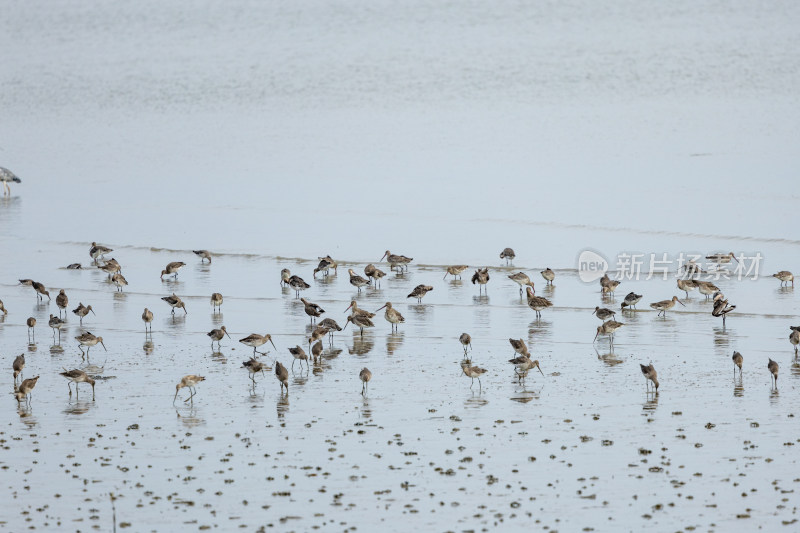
[289,345,309,370]
[444,265,468,280]
[14,375,39,405]
[706,252,739,265]
[508,354,543,383]
[768,358,778,388]
[49,314,65,342]
[31,281,50,301]
[243,358,268,383]
[348,269,371,292]
[240,333,276,355]
[732,351,743,377]
[773,271,794,287]
[376,302,405,332]
[789,326,799,355]
[12,354,24,383]
[26,317,36,342]
[0,166,21,195]
[142,308,153,333]
[592,306,616,321]
[173,375,204,403]
[507,272,533,294]
[508,338,528,356]
[193,250,212,263]
[499,248,515,265]
[99,258,121,278]
[72,303,95,325]
[207,326,231,348]
[314,256,334,278]
[461,363,488,389]
[471,268,490,294]
[695,281,719,300]
[594,320,624,344]
[76,332,106,358]
[359,367,372,395]
[526,287,552,319]
[111,272,128,291]
[541,268,555,285]
[407,284,433,303]
[55,289,68,317]
[343,314,375,336]
[459,333,472,354]
[677,278,697,298]
[712,292,735,325]
[280,268,291,287]
[210,292,223,313]
[275,362,289,393]
[89,242,112,263]
[161,261,185,280]
[319,255,338,274]
[640,363,659,391]
[345,300,375,318]
[365,264,386,287]
[319,317,342,343]
[288,275,310,298]
[301,297,325,324]
[60,369,95,399]
[380,250,413,272]
[162,293,187,314]
[620,292,642,311]
[650,296,685,317]
[310,339,324,363]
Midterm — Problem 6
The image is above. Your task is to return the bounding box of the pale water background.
[1,0,799,531]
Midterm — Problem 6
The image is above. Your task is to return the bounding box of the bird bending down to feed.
[14,376,39,405]
[343,314,375,337]
[193,250,212,263]
[13,354,25,383]
[360,367,372,395]
[289,345,309,370]
[348,269,371,292]
[407,284,433,303]
[72,303,95,325]
[732,351,743,377]
[242,358,267,383]
[0,166,22,195]
[459,333,472,355]
[275,362,289,394]
[444,265,468,280]
[365,264,386,287]
[640,363,659,391]
[773,271,794,287]
[620,292,642,311]
[600,274,620,297]
[508,354,543,383]
[593,306,616,321]
[508,272,534,294]
[768,358,779,388]
[594,320,624,344]
[162,293,187,314]
[499,248,515,265]
[207,326,231,348]
[111,272,128,291]
[161,261,186,280]
[60,369,96,400]
[75,332,107,358]
[174,375,205,404]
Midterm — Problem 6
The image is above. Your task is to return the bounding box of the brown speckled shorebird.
[13,354,24,383]
[508,338,528,357]
[60,369,96,399]
[319,318,342,344]
[508,272,534,294]
[18,279,34,287]
[14,375,39,405]
[193,250,212,263]
[773,271,794,287]
[210,293,223,313]
[99,258,121,278]
[695,281,719,300]
[75,332,107,358]
[365,264,386,288]
[508,354,543,383]
[275,362,289,394]
[650,296,685,317]
[790,326,800,355]
[280,268,291,287]
[288,275,310,298]
[240,333,276,355]
[540,268,555,285]
[55,289,68,317]
[301,297,325,324]
[319,255,338,274]
[359,367,372,395]
[0,166,21,195]
[26,317,36,342]
[173,375,204,403]
[461,363,488,389]
[31,281,50,301]
[677,278,697,298]
[444,265,468,280]
[111,272,128,291]
[594,320,624,344]
[242,358,268,383]
[712,292,735,325]
[380,250,413,272]
[161,261,186,280]
[49,314,66,342]
[162,293,187,314]
[348,269,371,293]
[142,308,154,333]
[89,242,113,264]
[72,303,95,325]
[314,256,334,278]
[768,358,778,388]
[407,284,433,303]
[526,287,553,319]
[499,248,515,265]
[620,292,642,311]
[459,333,472,354]
[310,340,324,363]
[345,300,375,319]
[592,306,616,321]
[289,345,309,370]
[640,363,659,391]
[376,302,405,332]
[471,268,490,294]
[207,326,231,348]
[343,314,375,337]
[706,252,739,265]
[732,351,743,377]
[600,274,620,297]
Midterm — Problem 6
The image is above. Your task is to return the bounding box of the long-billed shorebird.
[526,287,553,319]
[26,317,36,342]
[210,292,223,313]
[594,320,624,344]
[12,354,24,383]
[650,296,685,317]
[677,278,697,299]
[314,256,335,278]
[289,345,309,370]
[343,314,375,337]
[0,166,22,195]
[275,362,289,394]
[620,292,642,311]
[376,302,405,332]
[508,338,528,357]
[472,268,490,293]
[162,293,187,314]
[301,297,325,324]
[461,363,488,389]
[459,333,472,355]
[365,264,386,287]
[310,339,324,363]
[695,281,720,300]
[348,269,371,293]
[49,314,65,342]
[161,261,186,280]
[600,274,620,297]
[31,281,50,301]
[444,265,468,280]
[407,284,433,303]
[89,242,113,264]
[99,258,121,278]
[60,369,95,399]
[359,367,372,395]
[319,317,342,344]
[508,354,543,383]
[173,375,204,403]
[72,303,95,325]
[142,307,154,333]
[706,252,739,265]
[712,292,735,325]
[111,272,128,291]
[55,289,68,317]
[789,326,799,355]
[681,260,705,278]
[18,279,34,287]
[280,268,291,287]
[193,250,212,263]
[345,300,375,318]
[732,351,743,377]
[288,275,310,298]
[76,332,107,358]
[14,375,39,405]
[541,268,555,285]
[768,358,779,388]
[508,272,534,294]
[207,326,231,348]
[592,306,616,321]
[242,358,268,383]
[773,271,794,287]
[380,250,413,272]
[640,363,659,391]
[499,248,515,265]
[240,333,276,355]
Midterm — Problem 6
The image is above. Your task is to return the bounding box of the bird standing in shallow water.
[540,268,555,285]
[162,293,187,314]
[594,320,624,344]
[242,358,268,383]
[712,292,735,325]
[444,265,468,280]
[600,274,620,297]
[289,346,309,370]
[773,271,794,287]
[56,289,68,317]
[348,269,371,293]
[49,314,66,342]
[75,332,107,359]
[207,326,231,349]
[301,297,325,324]
[376,302,404,332]
[31,281,50,301]
[210,293,223,313]
[499,248,515,265]
[72,303,95,325]
[89,242,112,264]
[732,351,743,377]
[343,314,375,337]
[173,375,204,404]
[650,296,685,317]
[280,268,291,287]
[471,268,490,294]
[620,292,642,311]
[13,354,25,383]
[768,358,779,388]
[789,326,800,355]
[360,367,372,395]
[275,362,289,394]
[60,369,96,400]
[345,300,375,319]
[26,317,36,342]
[239,333,276,355]
[694,281,719,300]
[459,333,472,355]
[592,306,616,321]
[407,284,433,303]
[640,363,659,391]
[507,272,533,295]
[380,250,413,272]
[161,261,186,280]
[677,278,697,299]
[508,354,543,383]
[314,256,334,278]
[193,250,212,263]
[111,272,128,291]
[461,363,488,389]
[526,287,552,319]
[365,264,386,287]
[0,166,22,195]
[142,308,153,333]
[14,375,39,405]
[0,300,6,315]
[288,275,310,298]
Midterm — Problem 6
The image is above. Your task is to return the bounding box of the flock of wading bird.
[4,243,798,406]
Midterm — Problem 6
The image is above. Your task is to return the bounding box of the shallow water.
[2,0,799,531]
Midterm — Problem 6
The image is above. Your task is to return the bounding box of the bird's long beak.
[101,341,107,351]
[538,365,544,376]
[342,320,349,331]
[90,308,96,316]
[173,389,178,403]
[183,307,188,314]
[593,331,599,342]
[732,254,740,263]
[270,339,277,350]
[678,299,686,307]
[442,272,447,280]
[380,252,387,261]
[376,304,387,311]
[344,302,353,312]
[225,331,231,339]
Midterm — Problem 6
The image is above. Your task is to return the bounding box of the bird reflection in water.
[276,394,289,421]
[465,391,488,408]
[642,393,659,413]
[17,407,38,428]
[175,406,205,427]
[348,334,374,356]
[733,378,744,398]
[510,386,542,404]
[143,340,154,354]
[386,331,405,355]
[595,347,623,366]
[211,312,223,326]
[64,400,94,415]
[360,396,373,419]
